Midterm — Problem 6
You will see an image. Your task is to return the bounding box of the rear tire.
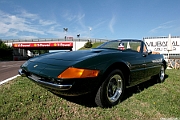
[157,65,165,83]
[95,69,125,108]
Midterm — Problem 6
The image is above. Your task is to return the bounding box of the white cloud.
[62,10,86,29]
[0,10,43,37]
[62,10,85,23]
[0,8,109,39]
[19,35,38,39]
[0,10,63,39]
[62,10,75,22]
[149,21,174,33]
[75,13,85,22]
[39,20,56,26]
[109,15,116,33]
[47,26,64,38]
[19,10,39,20]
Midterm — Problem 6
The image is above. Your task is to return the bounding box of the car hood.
[50,49,104,60]
[30,49,105,63]
[21,49,107,78]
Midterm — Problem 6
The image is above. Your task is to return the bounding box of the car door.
[142,43,161,81]
[128,52,146,85]
[126,41,146,85]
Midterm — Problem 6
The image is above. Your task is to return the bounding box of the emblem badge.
[34,65,38,68]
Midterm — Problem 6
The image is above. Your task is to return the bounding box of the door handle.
[142,64,146,66]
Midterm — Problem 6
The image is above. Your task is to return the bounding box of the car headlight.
[57,67,99,79]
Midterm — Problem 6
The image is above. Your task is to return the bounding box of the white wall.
[72,41,87,51]
[5,42,12,47]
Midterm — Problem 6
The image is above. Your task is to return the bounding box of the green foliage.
[79,42,103,50]
[0,40,10,50]
[84,40,92,48]
[0,39,13,60]
[31,50,49,54]
[0,70,180,119]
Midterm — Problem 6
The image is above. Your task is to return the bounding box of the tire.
[95,69,125,108]
[157,65,165,83]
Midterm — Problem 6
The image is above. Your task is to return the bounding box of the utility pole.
[89,27,92,40]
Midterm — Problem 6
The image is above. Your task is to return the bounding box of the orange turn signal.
[58,67,99,79]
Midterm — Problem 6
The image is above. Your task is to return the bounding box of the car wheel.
[95,69,125,108]
[157,65,165,83]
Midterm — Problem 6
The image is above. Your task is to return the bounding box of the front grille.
[28,73,74,86]
[29,74,55,83]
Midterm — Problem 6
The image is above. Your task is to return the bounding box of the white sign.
[144,38,180,54]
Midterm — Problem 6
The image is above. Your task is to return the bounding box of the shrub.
[84,40,92,48]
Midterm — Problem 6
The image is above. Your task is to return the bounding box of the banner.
[13,42,73,48]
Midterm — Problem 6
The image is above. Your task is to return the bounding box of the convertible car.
[19,39,167,108]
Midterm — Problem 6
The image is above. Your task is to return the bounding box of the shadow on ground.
[122,74,168,101]
[53,92,97,107]
[54,75,168,108]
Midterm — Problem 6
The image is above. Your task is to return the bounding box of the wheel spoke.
[160,66,165,81]
[95,69,125,107]
[107,74,123,103]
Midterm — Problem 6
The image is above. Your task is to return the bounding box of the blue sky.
[0,0,180,40]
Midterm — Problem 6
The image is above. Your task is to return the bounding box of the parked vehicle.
[19,39,167,108]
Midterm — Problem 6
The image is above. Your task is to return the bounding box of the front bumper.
[18,69,72,91]
[18,69,100,96]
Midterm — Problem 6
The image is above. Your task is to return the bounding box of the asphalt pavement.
[0,61,26,83]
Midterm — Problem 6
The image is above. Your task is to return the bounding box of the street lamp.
[63,28,68,40]
[77,34,80,38]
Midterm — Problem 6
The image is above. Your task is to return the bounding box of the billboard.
[143,37,180,54]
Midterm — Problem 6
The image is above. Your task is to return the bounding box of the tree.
[0,39,13,60]
[84,40,92,48]
[0,40,7,49]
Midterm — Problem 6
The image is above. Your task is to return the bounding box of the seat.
[137,46,140,52]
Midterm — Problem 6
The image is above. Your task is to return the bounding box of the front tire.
[95,69,125,108]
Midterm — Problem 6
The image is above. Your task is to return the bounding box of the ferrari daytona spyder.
[19,39,167,108]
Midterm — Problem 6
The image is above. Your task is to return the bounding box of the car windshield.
[97,40,142,52]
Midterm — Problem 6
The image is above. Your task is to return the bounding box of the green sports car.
[19,39,167,108]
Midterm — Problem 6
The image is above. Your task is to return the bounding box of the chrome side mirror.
[147,50,152,55]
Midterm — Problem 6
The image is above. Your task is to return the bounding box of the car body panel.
[19,39,166,96]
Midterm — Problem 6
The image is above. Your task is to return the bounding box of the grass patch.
[79,42,104,50]
[0,70,180,120]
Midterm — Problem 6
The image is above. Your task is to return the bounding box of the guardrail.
[3,38,109,43]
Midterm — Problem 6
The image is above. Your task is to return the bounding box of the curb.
[0,75,20,85]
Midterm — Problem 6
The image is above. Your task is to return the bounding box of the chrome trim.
[28,74,72,91]
[18,69,27,77]
[19,69,72,90]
